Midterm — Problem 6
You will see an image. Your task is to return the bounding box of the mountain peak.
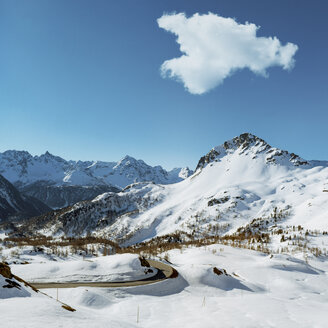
[196,133,308,171]
[222,133,268,151]
[121,155,137,162]
[38,151,66,163]
[115,155,140,167]
[42,150,57,158]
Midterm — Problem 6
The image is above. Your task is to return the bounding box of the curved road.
[30,259,177,289]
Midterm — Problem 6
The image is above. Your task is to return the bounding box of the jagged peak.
[219,133,269,152]
[40,150,58,158]
[195,133,308,171]
[122,155,138,162]
[114,155,152,170]
[38,151,66,163]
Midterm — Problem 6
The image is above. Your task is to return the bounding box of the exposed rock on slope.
[0,262,37,298]
[196,133,308,171]
[14,182,165,237]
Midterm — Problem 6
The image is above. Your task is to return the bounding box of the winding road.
[29,259,177,289]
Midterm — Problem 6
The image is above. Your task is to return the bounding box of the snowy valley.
[1,133,328,327]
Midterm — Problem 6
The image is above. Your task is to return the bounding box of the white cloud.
[157,13,298,94]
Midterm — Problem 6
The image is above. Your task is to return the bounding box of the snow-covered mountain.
[0,174,51,222]
[12,133,328,252]
[0,151,192,208]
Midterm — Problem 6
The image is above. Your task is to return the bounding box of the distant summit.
[196,133,309,171]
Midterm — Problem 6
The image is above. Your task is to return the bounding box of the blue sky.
[1,0,327,169]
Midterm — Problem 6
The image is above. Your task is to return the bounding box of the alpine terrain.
[0,151,192,209]
[2,133,328,328]
[8,133,328,255]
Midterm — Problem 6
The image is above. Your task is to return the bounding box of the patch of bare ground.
[213,267,228,276]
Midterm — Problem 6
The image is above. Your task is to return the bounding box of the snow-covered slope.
[0,151,192,208]
[0,174,51,222]
[12,133,328,252]
[0,262,38,299]
[2,246,328,328]
[12,253,156,283]
[0,245,328,328]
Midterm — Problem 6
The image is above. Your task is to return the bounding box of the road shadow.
[121,274,189,297]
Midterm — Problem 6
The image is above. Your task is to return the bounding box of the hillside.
[0,174,51,222]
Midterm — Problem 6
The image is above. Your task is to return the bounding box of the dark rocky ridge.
[0,174,51,222]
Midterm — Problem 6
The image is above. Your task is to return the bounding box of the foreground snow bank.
[11,253,157,283]
[0,262,35,299]
[2,246,328,327]
[0,273,31,299]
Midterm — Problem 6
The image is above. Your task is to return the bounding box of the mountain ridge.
[0,150,191,188]
[0,151,192,208]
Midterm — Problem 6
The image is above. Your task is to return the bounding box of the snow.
[93,143,328,247]
[0,150,190,189]
[0,275,31,299]
[13,134,328,257]
[11,253,157,283]
[1,246,328,327]
[1,133,328,326]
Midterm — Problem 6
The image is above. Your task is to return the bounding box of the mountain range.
[0,151,192,209]
[8,133,328,251]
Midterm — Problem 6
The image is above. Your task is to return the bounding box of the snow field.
[11,253,157,283]
[1,245,328,327]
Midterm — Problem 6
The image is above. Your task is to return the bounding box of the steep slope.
[0,174,51,222]
[0,151,191,208]
[10,133,328,251]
